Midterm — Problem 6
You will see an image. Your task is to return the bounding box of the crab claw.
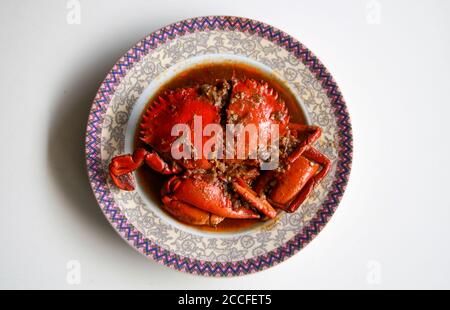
[280,147,330,212]
[162,174,260,220]
[269,152,320,207]
[254,122,331,212]
[109,148,147,191]
[109,148,182,191]
[257,146,330,213]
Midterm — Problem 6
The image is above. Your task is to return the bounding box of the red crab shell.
[139,87,220,169]
[226,79,289,158]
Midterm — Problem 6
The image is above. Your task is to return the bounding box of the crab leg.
[109,148,181,191]
[162,175,260,220]
[274,146,331,213]
[231,178,277,219]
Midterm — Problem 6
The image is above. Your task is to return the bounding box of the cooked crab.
[109,79,330,226]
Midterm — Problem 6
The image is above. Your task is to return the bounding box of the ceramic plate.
[85,16,352,276]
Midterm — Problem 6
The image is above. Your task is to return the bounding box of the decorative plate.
[85,16,352,276]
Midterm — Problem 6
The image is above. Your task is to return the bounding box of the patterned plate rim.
[85,16,353,277]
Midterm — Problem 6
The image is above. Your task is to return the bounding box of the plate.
[85,16,352,276]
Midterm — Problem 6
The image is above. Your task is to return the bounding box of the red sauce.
[134,61,306,233]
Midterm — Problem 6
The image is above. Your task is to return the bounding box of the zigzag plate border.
[85,16,353,276]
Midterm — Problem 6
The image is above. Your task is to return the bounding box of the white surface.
[0,0,449,289]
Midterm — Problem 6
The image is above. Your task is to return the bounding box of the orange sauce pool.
[134,61,307,233]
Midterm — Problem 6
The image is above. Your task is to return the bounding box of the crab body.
[140,87,220,170]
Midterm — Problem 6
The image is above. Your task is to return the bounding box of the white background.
[0,0,449,289]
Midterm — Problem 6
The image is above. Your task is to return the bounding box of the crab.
[109,79,330,226]
[109,87,218,191]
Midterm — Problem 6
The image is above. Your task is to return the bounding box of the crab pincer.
[109,148,182,191]
[255,124,331,213]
